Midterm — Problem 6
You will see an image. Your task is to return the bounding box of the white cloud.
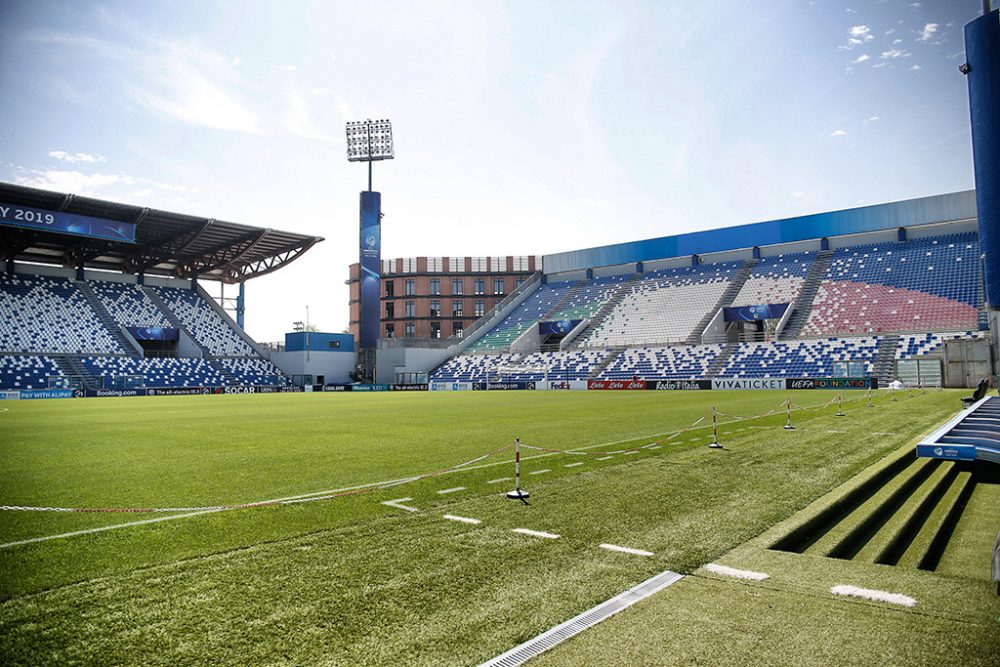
[853,54,871,64]
[881,48,911,59]
[48,150,106,164]
[863,116,880,124]
[830,129,847,137]
[846,7,857,13]
[910,64,922,70]
[849,25,871,38]
[13,168,190,198]
[918,23,939,42]
[792,191,805,198]
[893,38,903,45]
[841,25,874,50]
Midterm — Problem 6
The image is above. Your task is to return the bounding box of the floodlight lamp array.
[346,119,394,162]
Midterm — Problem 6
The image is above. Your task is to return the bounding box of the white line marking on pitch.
[382,498,419,512]
[827,430,848,434]
[623,450,639,455]
[2,430,694,548]
[646,445,661,450]
[437,487,466,495]
[564,462,584,468]
[512,528,560,539]
[830,584,915,607]
[487,477,512,484]
[703,563,769,581]
[597,456,614,461]
[443,514,481,525]
[529,469,551,475]
[599,543,654,557]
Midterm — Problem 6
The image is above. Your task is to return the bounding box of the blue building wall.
[284,332,355,353]
[542,190,977,275]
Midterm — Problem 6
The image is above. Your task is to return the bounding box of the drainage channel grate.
[478,569,684,667]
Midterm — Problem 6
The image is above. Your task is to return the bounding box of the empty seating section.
[221,357,289,385]
[546,274,631,322]
[718,337,881,378]
[802,234,980,335]
[467,282,576,351]
[431,349,609,382]
[582,263,740,347]
[152,286,256,356]
[597,345,722,381]
[0,355,61,390]
[0,273,121,353]
[730,253,813,307]
[90,280,171,327]
[82,356,225,388]
[895,331,983,359]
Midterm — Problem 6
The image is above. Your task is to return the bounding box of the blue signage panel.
[538,319,582,335]
[915,443,978,461]
[0,202,136,243]
[127,326,179,341]
[723,303,789,322]
[359,191,381,349]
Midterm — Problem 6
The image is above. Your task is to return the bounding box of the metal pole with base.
[784,397,795,430]
[836,392,846,417]
[709,407,723,448]
[506,438,530,500]
[867,387,873,408]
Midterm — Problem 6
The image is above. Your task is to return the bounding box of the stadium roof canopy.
[0,182,324,284]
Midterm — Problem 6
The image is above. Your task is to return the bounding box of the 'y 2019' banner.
[0,202,136,243]
[359,191,381,350]
[723,303,788,322]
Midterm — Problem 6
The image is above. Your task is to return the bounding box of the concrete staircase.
[780,250,833,339]
[141,286,210,356]
[207,358,239,386]
[542,281,587,319]
[685,260,757,345]
[586,347,625,380]
[570,276,640,347]
[704,344,736,378]
[53,354,99,389]
[75,282,141,357]
[873,334,899,386]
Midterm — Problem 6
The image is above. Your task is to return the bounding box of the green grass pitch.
[0,389,998,665]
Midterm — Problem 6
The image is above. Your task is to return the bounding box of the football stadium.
[2,2,1000,666]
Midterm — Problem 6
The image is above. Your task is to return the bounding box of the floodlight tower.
[346,119,394,383]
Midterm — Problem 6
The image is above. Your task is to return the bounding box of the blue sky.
[0,0,987,341]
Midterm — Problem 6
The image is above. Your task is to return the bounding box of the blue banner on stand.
[0,202,136,243]
[723,303,789,322]
[126,326,179,341]
[359,191,381,350]
[538,319,582,335]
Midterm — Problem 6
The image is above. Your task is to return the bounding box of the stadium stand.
[729,253,814,307]
[81,356,226,388]
[895,331,984,359]
[218,357,291,386]
[467,282,578,351]
[0,273,122,354]
[430,349,610,382]
[717,337,882,378]
[0,354,63,390]
[597,345,723,381]
[801,234,981,336]
[545,274,634,322]
[151,286,257,356]
[581,262,741,347]
[90,280,171,327]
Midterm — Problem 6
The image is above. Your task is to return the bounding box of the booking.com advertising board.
[0,202,136,243]
[359,191,381,350]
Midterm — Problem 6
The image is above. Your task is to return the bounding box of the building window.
[474,278,485,295]
[430,322,441,338]
[405,279,415,296]
[405,323,415,338]
[401,257,416,273]
[474,299,485,317]
[405,301,415,318]
[449,257,464,272]
[513,256,529,271]
[385,323,395,338]
[429,300,441,317]
[493,277,505,295]
[470,257,487,272]
[428,257,444,273]
[452,278,463,295]
[452,299,463,317]
[385,302,394,318]
[453,322,464,338]
[490,256,505,271]
[382,259,395,274]
[385,280,394,297]
[430,278,440,295]
[515,277,526,287]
